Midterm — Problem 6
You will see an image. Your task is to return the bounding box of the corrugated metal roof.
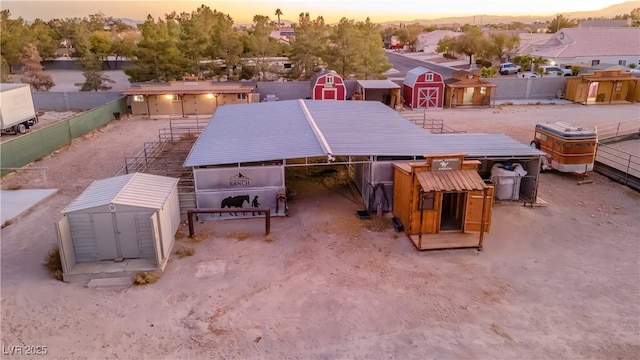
[417,169,487,192]
[183,100,326,167]
[183,100,542,167]
[62,173,179,213]
[357,80,400,89]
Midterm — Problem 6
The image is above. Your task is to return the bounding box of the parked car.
[539,65,572,76]
[517,72,539,78]
[499,62,521,75]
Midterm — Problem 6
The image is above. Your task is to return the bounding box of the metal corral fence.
[400,110,466,134]
[1,98,126,176]
[594,119,640,191]
[116,116,210,219]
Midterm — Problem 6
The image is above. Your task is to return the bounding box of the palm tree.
[531,56,547,73]
[275,9,283,27]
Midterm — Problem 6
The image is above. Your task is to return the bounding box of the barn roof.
[183,100,541,167]
[62,173,179,213]
[403,66,443,87]
[123,81,256,95]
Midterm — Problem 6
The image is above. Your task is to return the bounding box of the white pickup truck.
[539,65,573,76]
[0,83,39,135]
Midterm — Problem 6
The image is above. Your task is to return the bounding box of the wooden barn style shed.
[56,173,180,282]
[403,66,445,109]
[565,69,640,105]
[310,69,346,100]
[393,154,494,251]
[444,71,497,108]
[123,77,258,117]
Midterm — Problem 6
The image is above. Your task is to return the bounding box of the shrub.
[630,63,637,69]
[482,60,492,68]
[175,246,195,258]
[42,247,63,281]
[133,272,160,285]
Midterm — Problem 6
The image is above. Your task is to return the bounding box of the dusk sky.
[2,0,628,24]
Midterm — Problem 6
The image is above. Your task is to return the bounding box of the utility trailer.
[1,83,39,135]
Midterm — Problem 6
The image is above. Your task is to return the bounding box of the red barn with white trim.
[403,66,445,109]
[310,69,346,100]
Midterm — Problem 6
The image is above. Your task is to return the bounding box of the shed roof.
[62,173,179,213]
[183,100,541,167]
[0,83,29,92]
[404,66,443,87]
[356,80,400,89]
[123,81,256,95]
[417,169,487,192]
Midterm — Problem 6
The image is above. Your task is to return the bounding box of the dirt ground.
[1,104,639,359]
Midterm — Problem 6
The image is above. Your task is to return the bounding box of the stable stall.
[393,153,494,251]
[56,173,180,282]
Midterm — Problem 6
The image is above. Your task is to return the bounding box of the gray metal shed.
[56,173,180,282]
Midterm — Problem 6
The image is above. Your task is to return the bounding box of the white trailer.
[0,83,39,135]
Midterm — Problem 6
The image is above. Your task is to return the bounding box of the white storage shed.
[56,173,180,282]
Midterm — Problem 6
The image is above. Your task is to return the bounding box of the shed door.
[323,88,337,100]
[93,213,119,260]
[93,212,142,261]
[463,187,494,233]
[115,212,141,259]
[418,88,439,108]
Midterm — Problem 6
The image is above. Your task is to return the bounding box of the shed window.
[425,73,434,82]
[132,95,144,102]
[615,82,623,92]
[419,192,435,210]
[535,133,548,141]
[326,75,334,84]
[480,87,487,95]
[236,93,247,100]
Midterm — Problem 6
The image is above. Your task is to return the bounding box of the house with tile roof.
[516,27,640,70]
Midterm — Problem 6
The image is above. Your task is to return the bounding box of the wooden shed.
[56,173,181,282]
[565,69,639,105]
[402,66,445,109]
[392,154,494,251]
[310,69,346,100]
[444,71,497,108]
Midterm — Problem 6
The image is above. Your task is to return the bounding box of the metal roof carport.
[183,100,543,213]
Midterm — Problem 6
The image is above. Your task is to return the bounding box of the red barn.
[403,66,445,109]
[310,69,346,100]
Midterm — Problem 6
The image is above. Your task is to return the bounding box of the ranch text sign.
[431,158,460,171]
[229,173,251,187]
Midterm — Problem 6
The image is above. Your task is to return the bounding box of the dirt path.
[1,104,639,359]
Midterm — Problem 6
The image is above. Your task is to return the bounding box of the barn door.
[418,88,439,108]
[464,187,494,233]
[323,88,337,100]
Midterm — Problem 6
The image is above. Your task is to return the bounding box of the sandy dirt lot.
[1,104,639,359]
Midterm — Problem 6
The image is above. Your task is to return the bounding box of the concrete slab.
[0,189,58,224]
[86,277,132,289]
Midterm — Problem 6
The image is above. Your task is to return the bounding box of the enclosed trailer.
[393,154,494,251]
[56,173,180,282]
[530,122,597,173]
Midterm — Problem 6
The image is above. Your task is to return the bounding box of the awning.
[416,169,487,192]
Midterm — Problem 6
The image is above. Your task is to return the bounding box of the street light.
[213,93,220,108]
